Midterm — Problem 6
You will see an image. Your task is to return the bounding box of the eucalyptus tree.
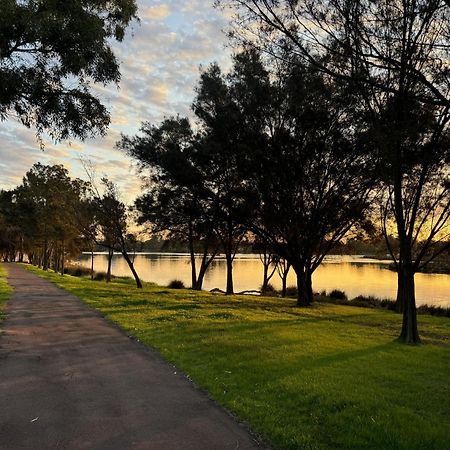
[121,117,220,291]
[218,0,450,343]
[246,58,376,306]
[190,54,270,294]
[92,178,143,288]
[120,74,256,296]
[0,0,138,142]
[13,163,88,272]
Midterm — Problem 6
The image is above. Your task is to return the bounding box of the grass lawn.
[0,264,12,323]
[23,264,450,450]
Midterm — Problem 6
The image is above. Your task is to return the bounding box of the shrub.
[350,295,395,310]
[378,298,397,311]
[417,304,450,318]
[350,295,377,308]
[64,265,91,277]
[261,283,277,296]
[93,271,114,281]
[284,286,298,298]
[329,289,348,301]
[168,279,185,289]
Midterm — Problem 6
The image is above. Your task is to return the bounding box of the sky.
[0,0,232,203]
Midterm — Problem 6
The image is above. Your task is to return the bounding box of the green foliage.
[0,264,12,323]
[9,163,91,270]
[0,0,138,140]
[23,264,450,449]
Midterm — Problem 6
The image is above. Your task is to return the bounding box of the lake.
[77,253,450,307]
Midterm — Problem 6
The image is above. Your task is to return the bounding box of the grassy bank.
[23,264,450,449]
[0,264,12,323]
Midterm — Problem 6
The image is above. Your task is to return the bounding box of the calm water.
[77,253,450,307]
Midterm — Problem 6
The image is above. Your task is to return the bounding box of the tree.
[218,0,450,343]
[9,163,88,272]
[92,178,143,288]
[0,0,137,141]
[253,238,278,295]
[248,58,375,306]
[121,117,220,291]
[276,257,291,298]
[191,58,264,295]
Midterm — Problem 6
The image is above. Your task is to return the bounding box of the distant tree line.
[0,163,142,288]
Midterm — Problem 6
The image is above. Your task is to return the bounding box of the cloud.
[141,4,171,22]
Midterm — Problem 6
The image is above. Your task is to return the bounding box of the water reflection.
[76,253,450,307]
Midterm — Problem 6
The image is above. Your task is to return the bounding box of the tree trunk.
[60,240,65,276]
[43,239,49,271]
[18,236,24,263]
[398,262,420,344]
[122,251,143,289]
[395,267,405,313]
[194,246,217,290]
[188,222,197,289]
[261,261,269,295]
[281,265,290,298]
[225,250,234,295]
[106,247,113,282]
[90,249,94,281]
[296,268,313,306]
[196,262,207,290]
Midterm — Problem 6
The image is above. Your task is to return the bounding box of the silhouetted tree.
[92,178,142,288]
[253,238,278,295]
[247,59,376,305]
[120,117,220,290]
[191,57,264,294]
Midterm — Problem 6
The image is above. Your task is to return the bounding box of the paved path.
[0,264,262,450]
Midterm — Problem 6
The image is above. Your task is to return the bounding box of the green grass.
[23,264,450,450]
[0,264,12,323]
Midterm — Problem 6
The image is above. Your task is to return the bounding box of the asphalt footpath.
[0,264,263,450]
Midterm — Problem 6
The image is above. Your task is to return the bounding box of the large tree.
[121,117,220,291]
[218,0,450,343]
[11,163,88,272]
[0,0,137,141]
[245,55,376,305]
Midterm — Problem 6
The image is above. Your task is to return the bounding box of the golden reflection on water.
[78,254,450,307]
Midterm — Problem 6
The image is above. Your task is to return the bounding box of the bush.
[350,295,395,310]
[417,304,450,318]
[284,286,298,298]
[168,279,185,289]
[92,271,115,281]
[261,283,277,296]
[64,265,91,277]
[350,295,378,308]
[329,289,348,301]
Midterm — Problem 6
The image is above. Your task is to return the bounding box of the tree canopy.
[0,0,138,141]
